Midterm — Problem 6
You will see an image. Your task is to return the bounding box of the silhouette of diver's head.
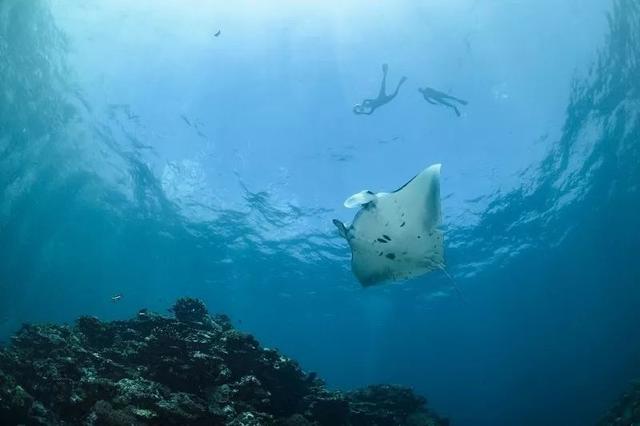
[353,104,371,114]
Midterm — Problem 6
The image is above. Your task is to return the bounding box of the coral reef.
[169,297,209,323]
[0,298,448,425]
[598,381,640,425]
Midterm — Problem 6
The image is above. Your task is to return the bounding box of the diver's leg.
[443,94,468,105]
[391,76,408,98]
[378,64,389,97]
[425,97,438,105]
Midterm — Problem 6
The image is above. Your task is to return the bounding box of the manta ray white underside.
[333,164,444,286]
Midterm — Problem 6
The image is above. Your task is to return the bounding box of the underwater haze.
[1,0,640,424]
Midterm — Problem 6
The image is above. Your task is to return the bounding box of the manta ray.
[333,164,444,286]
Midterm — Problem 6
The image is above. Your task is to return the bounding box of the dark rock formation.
[0,298,448,425]
[598,381,640,426]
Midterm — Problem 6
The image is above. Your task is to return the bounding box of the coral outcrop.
[598,381,640,425]
[0,298,448,425]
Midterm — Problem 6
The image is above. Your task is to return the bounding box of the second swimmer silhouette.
[418,86,468,117]
[353,64,407,115]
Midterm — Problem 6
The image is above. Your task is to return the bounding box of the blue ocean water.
[1,0,639,424]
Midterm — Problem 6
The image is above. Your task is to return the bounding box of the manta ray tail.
[438,265,466,304]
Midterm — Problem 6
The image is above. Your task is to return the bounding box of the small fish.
[378,136,401,144]
[111,294,123,303]
[214,30,221,37]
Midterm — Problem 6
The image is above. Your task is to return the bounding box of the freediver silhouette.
[418,86,468,117]
[353,64,407,115]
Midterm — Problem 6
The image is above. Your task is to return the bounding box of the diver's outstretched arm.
[424,97,438,105]
[353,104,376,115]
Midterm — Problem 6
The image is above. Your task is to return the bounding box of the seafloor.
[0,298,448,425]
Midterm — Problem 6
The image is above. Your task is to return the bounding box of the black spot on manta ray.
[378,252,383,256]
[417,235,421,239]
[385,253,396,260]
[400,221,405,227]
